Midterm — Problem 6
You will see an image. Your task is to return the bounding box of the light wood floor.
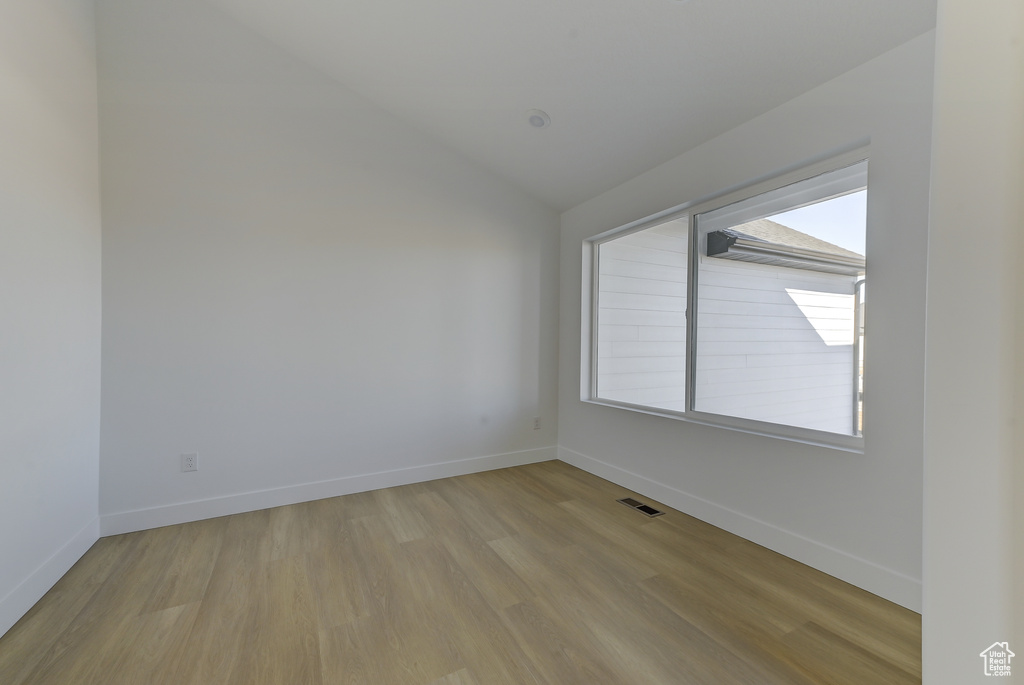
[0,461,921,684]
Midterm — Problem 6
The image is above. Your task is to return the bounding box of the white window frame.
[584,149,868,452]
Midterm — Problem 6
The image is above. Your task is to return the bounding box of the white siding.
[595,220,687,409]
[596,219,859,435]
[694,256,857,434]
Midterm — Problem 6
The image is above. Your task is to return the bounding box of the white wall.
[924,0,1023,680]
[560,33,935,610]
[0,0,102,637]
[96,0,561,533]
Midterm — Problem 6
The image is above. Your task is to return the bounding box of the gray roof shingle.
[727,218,864,260]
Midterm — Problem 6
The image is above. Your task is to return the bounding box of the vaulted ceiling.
[203,0,936,210]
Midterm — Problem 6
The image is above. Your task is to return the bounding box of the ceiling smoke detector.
[527,109,551,128]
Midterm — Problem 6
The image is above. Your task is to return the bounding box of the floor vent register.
[616,497,665,518]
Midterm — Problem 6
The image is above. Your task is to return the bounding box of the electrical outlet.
[181,453,198,472]
[533,417,542,430]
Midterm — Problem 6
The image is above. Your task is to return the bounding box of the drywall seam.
[558,446,922,612]
[101,447,556,536]
[0,518,100,638]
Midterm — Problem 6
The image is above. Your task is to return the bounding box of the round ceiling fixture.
[527,109,551,129]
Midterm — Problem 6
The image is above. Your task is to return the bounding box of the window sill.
[582,398,865,454]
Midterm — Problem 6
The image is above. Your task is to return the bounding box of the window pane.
[595,218,688,411]
[693,186,866,436]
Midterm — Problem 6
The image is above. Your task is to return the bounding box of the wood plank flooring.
[0,461,921,684]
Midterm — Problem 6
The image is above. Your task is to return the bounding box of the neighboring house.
[979,643,1015,677]
[597,218,865,435]
[597,219,690,410]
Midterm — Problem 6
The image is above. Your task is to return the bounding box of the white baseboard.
[557,446,922,612]
[101,446,556,537]
[0,517,100,638]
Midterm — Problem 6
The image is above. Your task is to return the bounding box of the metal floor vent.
[617,497,664,518]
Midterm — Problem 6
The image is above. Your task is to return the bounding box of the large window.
[590,156,867,449]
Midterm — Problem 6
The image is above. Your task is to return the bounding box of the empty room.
[1,0,1020,683]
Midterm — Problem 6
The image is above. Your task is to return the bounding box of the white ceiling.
[204,0,936,211]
